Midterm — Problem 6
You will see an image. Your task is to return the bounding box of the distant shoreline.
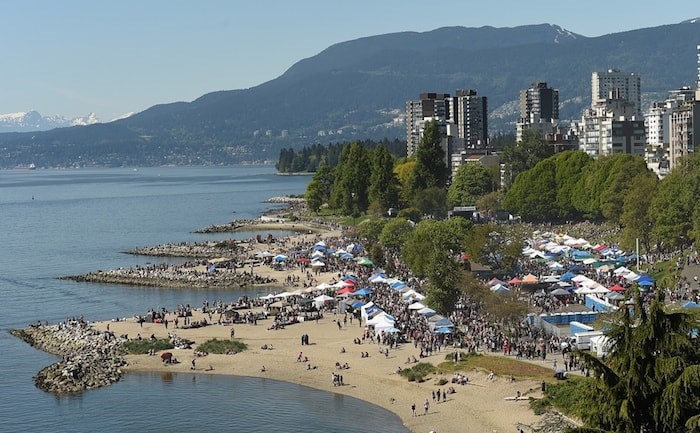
[276,172,314,176]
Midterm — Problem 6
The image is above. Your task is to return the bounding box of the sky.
[0,0,697,121]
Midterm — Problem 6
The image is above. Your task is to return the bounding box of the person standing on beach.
[424,399,429,415]
[411,403,416,416]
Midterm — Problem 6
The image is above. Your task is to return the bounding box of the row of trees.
[501,149,700,252]
[305,120,501,218]
[276,138,406,173]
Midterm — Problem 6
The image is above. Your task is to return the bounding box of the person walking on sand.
[411,403,416,416]
[424,399,429,415]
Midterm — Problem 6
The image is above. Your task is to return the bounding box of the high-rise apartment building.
[406,89,490,179]
[516,82,559,142]
[452,89,488,149]
[580,70,645,157]
[592,69,642,117]
[406,93,451,155]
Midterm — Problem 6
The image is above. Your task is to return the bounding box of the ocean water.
[0,166,408,433]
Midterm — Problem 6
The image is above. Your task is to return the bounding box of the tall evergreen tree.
[407,120,448,195]
[331,142,371,216]
[368,144,399,213]
[571,293,700,433]
[304,161,334,213]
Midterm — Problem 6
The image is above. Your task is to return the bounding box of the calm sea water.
[0,166,408,433]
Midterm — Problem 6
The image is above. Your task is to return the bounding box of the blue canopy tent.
[636,274,655,283]
[354,288,374,296]
[351,301,365,309]
[560,271,577,281]
[435,327,453,334]
[682,301,700,308]
[433,317,454,328]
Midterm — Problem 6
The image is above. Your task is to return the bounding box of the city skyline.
[0,0,697,121]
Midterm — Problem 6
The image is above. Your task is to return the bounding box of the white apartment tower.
[581,70,645,158]
[592,69,642,117]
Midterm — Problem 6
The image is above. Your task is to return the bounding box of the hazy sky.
[1,0,697,120]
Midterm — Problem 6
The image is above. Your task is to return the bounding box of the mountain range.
[0,111,100,133]
[1,19,699,168]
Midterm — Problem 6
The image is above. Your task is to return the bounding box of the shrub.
[195,338,247,354]
[121,338,174,355]
[436,378,448,386]
[400,362,435,382]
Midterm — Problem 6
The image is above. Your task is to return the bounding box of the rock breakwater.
[11,320,126,394]
[61,264,277,290]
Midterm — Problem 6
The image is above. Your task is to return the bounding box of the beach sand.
[94,309,544,433]
[89,218,546,432]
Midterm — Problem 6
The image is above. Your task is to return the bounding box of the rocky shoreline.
[60,268,277,290]
[128,241,243,259]
[10,321,126,394]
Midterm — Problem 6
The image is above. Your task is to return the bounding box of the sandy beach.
[94,309,545,433]
[62,216,558,432]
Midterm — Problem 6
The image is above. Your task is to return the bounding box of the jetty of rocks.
[10,321,126,394]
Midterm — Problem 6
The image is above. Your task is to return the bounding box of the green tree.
[411,186,448,218]
[424,249,461,315]
[502,158,557,222]
[357,218,387,246]
[402,218,472,278]
[465,224,524,272]
[552,151,593,220]
[304,161,334,213]
[650,170,695,250]
[331,142,371,216]
[475,190,503,219]
[447,163,493,207]
[572,293,700,433]
[407,120,448,195]
[379,218,414,251]
[599,155,651,222]
[501,130,554,189]
[619,173,658,251]
[368,144,399,213]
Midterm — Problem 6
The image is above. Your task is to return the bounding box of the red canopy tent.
[337,287,355,295]
[507,277,522,285]
[609,284,626,292]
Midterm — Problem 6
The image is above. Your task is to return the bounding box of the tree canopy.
[447,162,494,207]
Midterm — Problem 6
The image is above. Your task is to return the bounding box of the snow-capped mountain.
[0,110,100,132]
